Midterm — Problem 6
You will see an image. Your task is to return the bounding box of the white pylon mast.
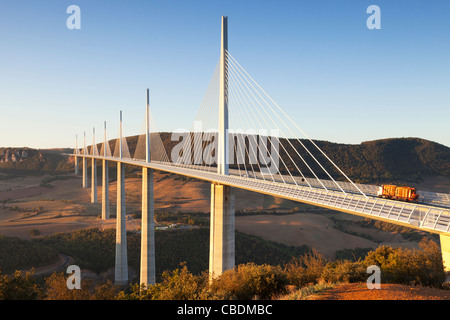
[218,15,229,175]
[119,110,123,159]
[104,121,107,157]
[146,89,151,163]
[92,127,96,155]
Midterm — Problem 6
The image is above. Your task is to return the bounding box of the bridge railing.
[73,153,450,235]
[156,161,450,234]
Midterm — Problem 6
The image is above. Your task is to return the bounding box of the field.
[1,169,450,301]
[0,171,267,239]
[1,170,443,256]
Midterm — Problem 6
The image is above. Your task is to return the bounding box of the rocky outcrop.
[0,148,45,163]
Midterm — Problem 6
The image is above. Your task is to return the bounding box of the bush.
[120,263,212,300]
[44,272,117,300]
[284,249,327,287]
[363,238,446,288]
[0,236,57,273]
[0,270,41,300]
[211,263,288,300]
[321,260,366,283]
[29,228,40,236]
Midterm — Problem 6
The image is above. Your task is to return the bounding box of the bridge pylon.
[140,89,156,286]
[209,16,236,279]
[115,111,128,285]
[209,183,235,277]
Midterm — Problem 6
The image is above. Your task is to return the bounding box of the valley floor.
[308,282,450,300]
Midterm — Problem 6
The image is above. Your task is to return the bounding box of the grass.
[282,282,340,300]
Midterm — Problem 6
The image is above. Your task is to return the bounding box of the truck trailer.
[377,184,419,202]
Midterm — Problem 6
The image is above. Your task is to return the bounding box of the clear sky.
[0,0,449,149]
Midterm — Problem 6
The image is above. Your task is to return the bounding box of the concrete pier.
[102,159,110,219]
[91,158,97,203]
[74,135,79,175]
[91,128,98,203]
[82,157,88,188]
[140,167,155,286]
[115,161,128,285]
[440,234,450,273]
[102,121,110,219]
[140,89,156,286]
[82,132,88,188]
[209,183,235,278]
[74,156,79,175]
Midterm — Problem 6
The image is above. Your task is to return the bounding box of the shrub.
[211,263,288,300]
[122,263,212,300]
[0,236,57,273]
[321,260,366,283]
[44,272,118,300]
[0,270,41,300]
[363,238,446,288]
[29,228,40,236]
[284,249,327,287]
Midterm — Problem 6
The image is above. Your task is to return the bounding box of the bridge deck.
[73,154,450,236]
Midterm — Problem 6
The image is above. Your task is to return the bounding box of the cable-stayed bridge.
[70,17,450,286]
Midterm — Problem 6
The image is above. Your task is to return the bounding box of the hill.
[97,135,450,183]
[313,137,450,183]
[1,137,449,185]
[0,148,72,174]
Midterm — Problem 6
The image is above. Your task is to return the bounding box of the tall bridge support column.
[74,156,79,175]
[140,167,155,286]
[440,234,450,273]
[209,16,234,279]
[101,159,110,219]
[74,135,79,175]
[91,158,97,203]
[209,183,235,278]
[82,157,88,188]
[82,132,88,188]
[115,162,128,285]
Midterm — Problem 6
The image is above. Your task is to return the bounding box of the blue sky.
[0,0,449,148]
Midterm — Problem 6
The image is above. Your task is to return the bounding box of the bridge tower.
[115,110,128,285]
[209,16,235,278]
[140,89,156,286]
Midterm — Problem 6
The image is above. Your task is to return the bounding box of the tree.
[211,263,288,300]
[44,272,91,300]
[44,272,118,300]
[363,238,446,287]
[120,263,212,300]
[0,269,41,300]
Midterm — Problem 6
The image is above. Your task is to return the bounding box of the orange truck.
[377,185,419,202]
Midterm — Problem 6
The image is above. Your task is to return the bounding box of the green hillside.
[0,148,72,174]
[1,137,449,183]
[294,138,450,183]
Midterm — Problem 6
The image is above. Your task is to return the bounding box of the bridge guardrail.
[72,154,450,235]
